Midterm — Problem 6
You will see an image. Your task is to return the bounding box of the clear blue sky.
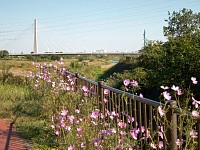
[0,0,199,54]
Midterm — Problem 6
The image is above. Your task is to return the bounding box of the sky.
[0,0,199,54]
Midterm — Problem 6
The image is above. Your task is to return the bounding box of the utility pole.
[143,30,146,47]
[34,19,37,54]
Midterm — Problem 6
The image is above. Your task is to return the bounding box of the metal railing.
[65,71,199,150]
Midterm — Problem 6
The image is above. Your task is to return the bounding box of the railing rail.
[65,71,199,149]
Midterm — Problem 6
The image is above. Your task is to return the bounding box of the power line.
[2,24,33,51]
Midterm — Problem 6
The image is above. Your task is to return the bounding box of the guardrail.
[64,71,197,150]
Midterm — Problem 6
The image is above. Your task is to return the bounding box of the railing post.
[166,100,177,150]
[98,81,104,114]
[75,72,79,92]
[198,121,200,150]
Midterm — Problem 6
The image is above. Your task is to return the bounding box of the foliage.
[0,50,9,58]
[70,60,80,69]
[26,61,152,149]
[25,54,61,62]
[104,67,147,90]
[0,62,27,85]
[163,8,200,39]
[158,77,199,149]
[105,8,200,100]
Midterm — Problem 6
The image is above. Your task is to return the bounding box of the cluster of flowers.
[123,79,139,91]
[158,77,199,148]
[29,60,153,149]
[28,61,77,95]
[51,106,153,149]
[29,60,199,149]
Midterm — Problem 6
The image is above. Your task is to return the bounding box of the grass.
[0,56,122,149]
[0,84,27,118]
[0,82,55,149]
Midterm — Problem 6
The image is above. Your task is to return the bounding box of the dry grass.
[0,58,117,77]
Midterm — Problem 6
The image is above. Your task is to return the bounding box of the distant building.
[95,49,106,53]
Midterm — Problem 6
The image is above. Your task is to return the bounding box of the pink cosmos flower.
[158,106,165,117]
[110,115,114,120]
[75,109,80,113]
[191,77,198,84]
[192,110,200,118]
[77,127,85,133]
[100,113,104,119]
[190,130,198,138]
[131,80,139,87]
[83,92,88,96]
[192,97,200,108]
[160,85,169,90]
[141,126,145,133]
[123,79,130,86]
[139,93,144,98]
[162,91,171,100]
[52,82,56,88]
[177,88,182,95]
[68,145,75,150]
[159,131,164,139]
[61,117,66,123]
[171,85,179,91]
[104,98,108,103]
[120,131,126,136]
[58,61,64,65]
[71,86,75,91]
[110,128,117,134]
[143,129,150,139]
[55,130,60,136]
[171,85,182,95]
[118,121,127,128]
[82,86,89,92]
[125,87,129,91]
[111,111,119,117]
[67,115,75,124]
[130,128,140,140]
[91,121,98,126]
[176,139,183,148]
[61,110,68,116]
[104,89,110,95]
[128,116,134,123]
[74,119,80,124]
[150,142,156,149]
[61,123,66,128]
[93,138,100,147]
[66,86,71,91]
[65,126,71,131]
[159,141,164,149]
[81,142,86,148]
[90,110,99,119]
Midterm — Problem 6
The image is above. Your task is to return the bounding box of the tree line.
[105,8,200,101]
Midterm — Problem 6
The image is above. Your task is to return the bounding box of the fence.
[65,71,200,150]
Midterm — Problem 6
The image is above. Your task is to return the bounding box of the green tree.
[137,8,200,99]
[162,9,200,86]
[0,50,9,58]
[163,8,200,39]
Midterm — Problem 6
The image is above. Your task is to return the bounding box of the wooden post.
[98,81,104,114]
[197,121,200,150]
[166,100,177,150]
[75,72,79,92]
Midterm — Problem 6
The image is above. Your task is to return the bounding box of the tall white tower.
[34,19,37,54]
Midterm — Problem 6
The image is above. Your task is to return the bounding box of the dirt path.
[0,119,27,150]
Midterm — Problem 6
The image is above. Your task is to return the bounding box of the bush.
[0,50,9,58]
